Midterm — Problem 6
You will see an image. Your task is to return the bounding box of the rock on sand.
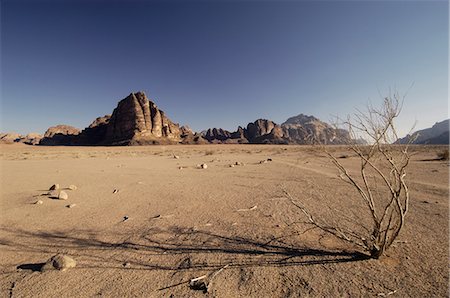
[41,254,76,272]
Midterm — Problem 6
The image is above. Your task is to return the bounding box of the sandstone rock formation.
[201,114,350,144]
[396,119,449,144]
[281,114,350,144]
[37,91,352,146]
[0,133,22,144]
[40,125,80,145]
[0,132,43,145]
[40,92,183,145]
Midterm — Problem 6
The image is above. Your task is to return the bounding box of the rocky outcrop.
[200,115,351,144]
[37,91,353,146]
[40,92,182,145]
[18,133,43,145]
[40,125,80,145]
[396,119,449,144]
[281,114,350,144]
[102,92,181,144]
[0,133,43,145]
[0,133,22,144]
[202,128,232,142]
[43,125,80,138]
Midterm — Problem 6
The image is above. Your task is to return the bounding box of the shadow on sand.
[1,225,369,274]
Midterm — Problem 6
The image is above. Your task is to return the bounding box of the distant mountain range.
[396,119,449,145]
[1,91,448,146]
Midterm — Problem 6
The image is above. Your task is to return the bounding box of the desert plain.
[0,144,448,297]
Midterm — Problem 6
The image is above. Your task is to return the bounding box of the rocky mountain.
[201,114,350,145]
[40,92,183,145]
[36,91,352,146]
[40,125,80,145]
[0,133,43,145]
[281,114,350,144]
[396,119,449,144]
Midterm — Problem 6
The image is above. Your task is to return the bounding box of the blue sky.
[1,0,448,136]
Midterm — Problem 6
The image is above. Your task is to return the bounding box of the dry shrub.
[437,149,449,160]
[287,92,414,259]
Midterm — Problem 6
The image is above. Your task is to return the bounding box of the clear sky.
[1,0,448,136]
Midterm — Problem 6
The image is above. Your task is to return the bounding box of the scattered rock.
[58,191,68,200]
[178,166,183,170]
[259,160,268,164]
[123,262,131,268]
[113,189,119,194]
[173,155,180,159]
[68,185,77,190]
[49,184,60,190]
[189,275,208,293]
[47,190,59,198]
[66,204,76,208]
[34,200,43,205]
[229,164,235,168]
[237,205,257,212]
[41,254,76,272]
[235,161,244,166]
[123,216,129,221]
[201,164,208,169]
[267,158,273,162]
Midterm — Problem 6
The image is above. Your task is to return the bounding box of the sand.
[0,144,448,297]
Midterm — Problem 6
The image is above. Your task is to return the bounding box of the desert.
[2,1,448,297]
[0,143,448,297]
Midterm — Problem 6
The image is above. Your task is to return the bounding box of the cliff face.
[40,92,182,145]
[396,119,449,145]
[201,115,351,145]
[104,92,181,144]
[38,91,354,146]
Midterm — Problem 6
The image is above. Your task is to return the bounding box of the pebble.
[68,185,77,190]
[178,166,183,170]
[49,184,59,190]
[201,164,208,169]
[47,190,59,198]
[173,155,180,159]
[123,262,131,268]
[58,191,69,200]
[113,189,119,194]
[229,164,235,168]
[34,200,43,205]
[66,204,76,208]
[41,254,76,272]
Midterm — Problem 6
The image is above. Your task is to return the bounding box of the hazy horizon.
[1,0,448,136]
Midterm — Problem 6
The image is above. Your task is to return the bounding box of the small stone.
[49,184,59,190]
[68,185,77,190]
[173,155,180,159]
[259,160,268,164]
[66,204,76,208]
[34,200,43,205]
[123,216,129,221]
[201,163,207,169]
[48,190,59,198]
[58,191,68,200]
[229,164,235,168]
[41,254,76,272]
[267,158,272,162]
[123,262,131,268]
[178,166,183,170]
[113,189,119,194]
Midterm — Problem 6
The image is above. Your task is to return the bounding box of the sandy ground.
[0,144,448,297]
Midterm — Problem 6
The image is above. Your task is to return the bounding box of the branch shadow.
[1,225,369,274]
